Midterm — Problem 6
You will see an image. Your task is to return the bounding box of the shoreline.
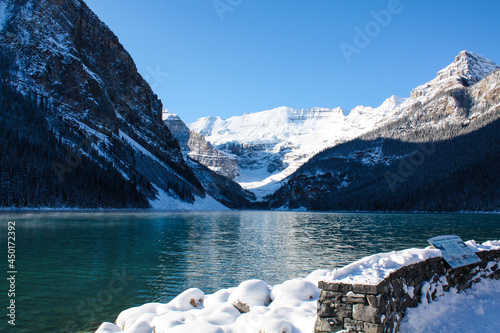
[0,208,499,214]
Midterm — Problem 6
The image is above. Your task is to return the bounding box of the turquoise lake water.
[0,211,499,332]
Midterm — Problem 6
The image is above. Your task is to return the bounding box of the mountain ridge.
[184,50,499,207]
[188,95,406,197]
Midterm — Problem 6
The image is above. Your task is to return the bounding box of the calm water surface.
[0,211,499,332]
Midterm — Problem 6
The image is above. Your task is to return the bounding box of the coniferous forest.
[266,120,500,212]
[0,80,152,208]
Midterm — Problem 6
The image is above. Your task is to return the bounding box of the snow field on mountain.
[95,240,500,333]
[186,51,500,199]
[189,97,406,197]
[150,185,229,211]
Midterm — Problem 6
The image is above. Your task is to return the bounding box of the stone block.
[318,281,338,291]
[343,318,364,331]
[366,295,379,308]
[364,322,384,333]
[318,281,353,292]
[336,310,353,318]
[314,317,344,332]
[317,301,333,318]
[342,292,367,304]
[320,290,344,301]
[337,282,354,292]
[391,279,403,297]
[353,279,386,295]
[332,303,353,311]
[352,304,381,324]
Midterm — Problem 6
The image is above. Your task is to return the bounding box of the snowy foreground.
[399,277,500,333]
[96,240,500,333]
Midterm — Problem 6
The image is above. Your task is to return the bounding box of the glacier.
[189,96,406,198]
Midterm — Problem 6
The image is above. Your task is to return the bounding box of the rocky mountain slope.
[189,96,406,197]
[0,0,250,209]
[265,51,500,212]
[163,110,239,179]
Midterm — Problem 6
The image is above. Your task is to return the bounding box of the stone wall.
[314,249,500,333]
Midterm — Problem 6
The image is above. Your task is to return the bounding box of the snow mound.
[270,279,319,303]
[228,279,271,311]
[465,239,500,252]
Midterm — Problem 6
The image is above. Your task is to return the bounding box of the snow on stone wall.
[315,249,500,333]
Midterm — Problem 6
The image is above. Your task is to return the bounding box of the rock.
[317,301,333,318]
[366,295,380,308]
[364,322,384,333]
[233,300,250,313]
[343,318,364,331]
[353,280,386,295]
[164,111,240,179]
[319,290,344,301]
[314,317,344,332]
[352,304,381,324]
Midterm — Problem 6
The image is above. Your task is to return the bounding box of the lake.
[0,211,499,332]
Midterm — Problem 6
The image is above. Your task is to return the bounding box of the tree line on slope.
[265,118,500,212]
[0,50,199,208]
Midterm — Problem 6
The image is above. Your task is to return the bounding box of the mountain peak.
[380,95,407,109]
[437,50,499,86]
[410,51,499,100]
[162,109,179,121]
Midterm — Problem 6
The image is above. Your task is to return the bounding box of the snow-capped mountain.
[189,96,406,197]
[411,50,499,101]
[0,0,250,209]
[373,51,500,140]
[189,51,499,200]
[266,51,500,212]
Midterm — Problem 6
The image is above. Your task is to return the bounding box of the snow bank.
[400,277,500,333]
[95,240,499,333]
[463,239,500,252]
[324,247,442,285]
[323,240,500,285]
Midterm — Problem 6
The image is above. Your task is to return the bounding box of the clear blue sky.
[84,0,500,124]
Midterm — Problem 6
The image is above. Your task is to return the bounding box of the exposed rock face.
[0,0,241,208]
[163,110,239,179]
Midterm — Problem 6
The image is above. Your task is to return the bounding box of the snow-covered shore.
[95,240,500,333]
[400,277,500,332]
